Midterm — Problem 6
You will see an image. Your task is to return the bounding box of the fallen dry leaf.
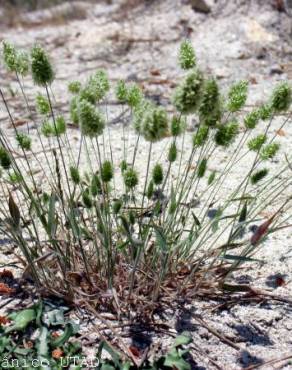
[275,128,286,137]
[0,283,15,295]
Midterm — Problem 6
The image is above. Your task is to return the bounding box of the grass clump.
[0,40,291,325]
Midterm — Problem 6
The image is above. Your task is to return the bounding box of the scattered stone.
[270,64,284,74]
[187,0,211,13]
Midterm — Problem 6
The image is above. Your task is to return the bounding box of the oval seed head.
[132,99,151,134]
[247,134,267,152]
[91,174,102,197]
[70,166,80,184]
[78,100,105,137]
[142,106,169,142]
[227,80,248,112]
[178,40,196,70]
[270,82,292,112]
[171,115,185,136]
[82,189,93,208]
[147,180,154,199]
[127,84,143,108]
[199,78,222,127]
[86,70,110,102]
[31,45,54,86]
[152,163,163,185]
[101,160,113,183]
[9,171,22,184]
[215,121,239,147]
[197,158,207,178]
[113,199,123,214]
[41,120,53,137]
[68,81,81,94]
[173,70,204,114]
[258,103,272,121]
[260,143,280,160]
[244,109,260,130]
[120,160,128,173]
[193,125,209,147]
[168,141,177,162]
[2,41,17,72]
[70,96,79,124]
[250,168,268,184]
[129,210,136,225]
[2,42,29,76]
[36,94,50,115]
[16,133,31,151]
[208,171,216,185]
[0,147,11,169]
[116,79,128,103]
[55,116,66,136]
[123,168,138,189]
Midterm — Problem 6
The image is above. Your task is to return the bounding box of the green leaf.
[153,225,168,252]
[51,323,78,348]
[239,202,247,223]
[37,327,49,369]
[221,254,261,263]
[164,348,191,370]
[48,193,57,237]
[97,340,121,368]
[6,308,36,333]
[174,332,192,347]
[8,192,20,228]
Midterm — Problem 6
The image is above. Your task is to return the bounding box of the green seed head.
[142,106,169,142]
[70,166,80,184]
[41,120,53,137]
[116,79,128,103]
[250,168,268,184]
[227,80,248,112]
[258,103,272,121]
[78,100,105,137]
[146,180,154,199]
[152,163,163,185]
[197,158,207,178]
[82,189,93,208]
[55,116,66,136]
[101,160,113,183]
[260,143,280,160]
[31,45,54,86]
[171,115,185,136]
[168,141,177,162]
[91,174,102,197]
[173,70,204,114]
[0,147,11,169]
[36,94,50,115]
[86,70,110,102]
[16,133,31,151]
[127,84,143,108]
[208,171,216,185]
[9,171,22,184]
[215,121,239,147]
[244,109,260,130]
[247,134,267,152]
[120,160,128,173]
[68,81,82,94]
[123,168,139,189]
[193,125,209,147]
[113,199,123,214]
[2,41,29,76]
[178,40,196,70]
[199,78,222,127]
[70,96,79,124]
[270,82,292,112]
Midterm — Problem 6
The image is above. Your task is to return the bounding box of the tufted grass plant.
[0,40,291,315]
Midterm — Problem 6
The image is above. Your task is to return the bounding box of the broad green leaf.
[6,308,36,333]
[174,332,192,347]
[8,192,20,228]
[164,348,191,370]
